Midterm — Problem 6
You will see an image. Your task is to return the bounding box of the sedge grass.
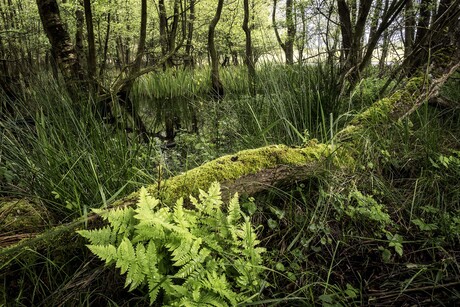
[0,75,160,218]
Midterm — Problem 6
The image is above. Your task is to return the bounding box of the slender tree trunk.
[285,0,295,64]
[404,0,415,58]
[243,0,256,96]
[369,0,383,45]
[167,0,180,67]
[75,9,85,69]
[414,0,433,47]
[379,29,390,73]
[337,0,406,95]
[337,0,372,84]
[83,0,96,81]
[184,0,195,68]
[158,0,168,69]
[99,9,111,78]
[272,0,295,64]
[208,0,225,99]
[36,0,86,97]
[133,0,146,73]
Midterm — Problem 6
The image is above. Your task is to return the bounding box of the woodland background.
[1,0,460,305]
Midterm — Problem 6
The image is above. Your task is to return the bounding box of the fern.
[77,182,266,306]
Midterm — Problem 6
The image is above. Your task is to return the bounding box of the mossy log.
[1,62,458,262]
[0,142,350,262]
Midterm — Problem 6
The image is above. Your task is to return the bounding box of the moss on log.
[151,142,348,203]
[1,62,458,261]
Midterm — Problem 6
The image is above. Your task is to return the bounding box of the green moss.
[349,76,426,127]
[147,143,333,203]
[0,198,51,234]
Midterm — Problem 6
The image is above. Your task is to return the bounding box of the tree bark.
[208,0,225,99]
[98,8,111,78]
[404,0,415,58]
[243,0,256,96]
[36,0,86,96]
[133,0,146,73]
[338,0,407,95]
[184,0,195,68]
[272,0,295,64]
[168,0,180,67]
[83,0,96,81]
[75,9,85,69]
[285,0,295,64]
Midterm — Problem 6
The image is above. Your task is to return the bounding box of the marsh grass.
[0,75,160,218]
[249,98,460,305]
[2,68,460,306]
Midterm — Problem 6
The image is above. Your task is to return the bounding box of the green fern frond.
[139,186,161,210]
[226,193,241,226]
[202,271,237,306]
[168,236,197,267]
[107,207,135,236]
[116,237,136,274]
[176,247,210,278]
[77,226,115,245]
[78,182,266,306]
[173,198,196,231]
[87,244,117,264]
[124,243,148,291]
[202,182,223,210]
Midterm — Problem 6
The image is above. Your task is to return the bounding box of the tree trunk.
[272,0,295,64]
[285,0,295,64]
[404,0,415,58]
[337,0,372,85]
[75,9,85,69]
[83,0,96,81]
[379,29,390,73]
[167,0,180,67]
[133,0,146,73]
[208,0,225,99]
[184,0,195,68]
[243,0,256,96]
[158,0,168,69]
[98,9,111,78]
[36,0,86,97]
[338,0,407,95]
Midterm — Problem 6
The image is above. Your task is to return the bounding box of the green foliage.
[0,76,160,217]
[78,182,265,306]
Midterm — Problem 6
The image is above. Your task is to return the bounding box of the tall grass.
[226,62,343,146]
[131,63,344,147]
[0,75,160,218]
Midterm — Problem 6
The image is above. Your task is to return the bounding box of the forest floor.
[1,65,460,306]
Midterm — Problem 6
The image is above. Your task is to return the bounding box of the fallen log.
[1,62,458,267]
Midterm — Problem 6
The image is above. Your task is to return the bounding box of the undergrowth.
[1,67,459,306]
[0,75,160,219]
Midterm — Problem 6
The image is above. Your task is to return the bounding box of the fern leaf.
[138,186,160,210]
[200,182,223,215]
[147,279,160,305]
[168,236,196,267]
[77,226,115,245]
[173,198,196,232]
[87,244,117,264]
[226,193,241,226]
[116,237,136,275]
[176,247,210,278]
[124,243,148,291]
[201,271,236,306]
[107,207,135,237]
